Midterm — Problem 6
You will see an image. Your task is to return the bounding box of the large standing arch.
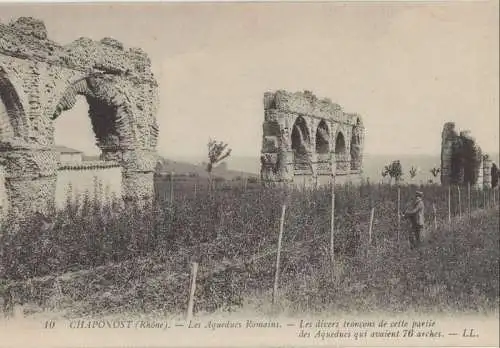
[0,17,159,219]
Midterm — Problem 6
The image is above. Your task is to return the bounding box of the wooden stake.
[330,177,335,264]
[368,207,375,246]
[447,186,451,224]
[433,203,437,230]
[457,185,462,218]
[170,171,174,205]
[54,279,63,310]
[397,186,401,242]
[186,262,198,321]
[272,204,286,306]
[467,182,471,219]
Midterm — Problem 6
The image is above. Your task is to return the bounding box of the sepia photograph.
[0,0,499,347]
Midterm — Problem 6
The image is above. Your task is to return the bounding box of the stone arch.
[335,131,346,154]
[50,75,137,152]
[291,116,310,168]
[315,119,329,154]
[0,67,28,140]
[334,131,347,171]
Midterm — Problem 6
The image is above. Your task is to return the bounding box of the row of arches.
[290,116,362,171]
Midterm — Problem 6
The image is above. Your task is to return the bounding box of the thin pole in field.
[330,176,336,265]
[368,207,375,246]
[457,185,462,218]
[447,185,451,224]
[397,186,401,242]
[432,203,437,230]
[170,171,174,205]
[186,262,199,321]
[467,182,471,219]
[53,278,63,310]
[272,204,286,306]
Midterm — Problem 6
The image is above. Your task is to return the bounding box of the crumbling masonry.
[0,17,159,218]
[440,122,492,188]
[260,90,365,187]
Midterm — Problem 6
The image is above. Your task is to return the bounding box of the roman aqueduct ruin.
[440,122,494,188]
[0,17,159,218]
[260,90,365,187]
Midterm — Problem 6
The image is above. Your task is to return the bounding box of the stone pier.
[440,122,492,189]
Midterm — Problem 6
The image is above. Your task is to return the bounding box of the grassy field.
[1,179,498,318]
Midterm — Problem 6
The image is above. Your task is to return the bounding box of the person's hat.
[415,191,423,197]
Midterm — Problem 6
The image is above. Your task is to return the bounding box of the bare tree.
[382,160,403,185]
[207,138,232,191]
[409,166,417,180]
[430,167,440,184]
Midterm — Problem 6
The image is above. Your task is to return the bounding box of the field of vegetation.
[0,177,498,318]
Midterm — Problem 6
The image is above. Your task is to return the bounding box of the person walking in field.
[403,191,425,249]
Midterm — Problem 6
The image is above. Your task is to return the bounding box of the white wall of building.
[55,165,123,210]
[59,153,83,164]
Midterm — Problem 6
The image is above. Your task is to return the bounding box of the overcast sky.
[1,1,498,158]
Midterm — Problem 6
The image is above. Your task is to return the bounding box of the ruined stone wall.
[440,122,491,189]
[0,17,159,219]
[260,90,365,187]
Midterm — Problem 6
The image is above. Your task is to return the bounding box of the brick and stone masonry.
[0,17,159,219]
[440,122,492,189]
[260,90,365,187]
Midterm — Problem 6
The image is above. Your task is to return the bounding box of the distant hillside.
[155,157,257,180]
[156,152,499,184]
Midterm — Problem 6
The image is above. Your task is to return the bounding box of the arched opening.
[316,119,330,171]
[53,96,100,157]
[291,116,310,170]
[335,131,347,172]
[50,76,131,210]
[0,69,27,218]
[0,68,26,139]
[51,77,128,155]
[315,120,329,154]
